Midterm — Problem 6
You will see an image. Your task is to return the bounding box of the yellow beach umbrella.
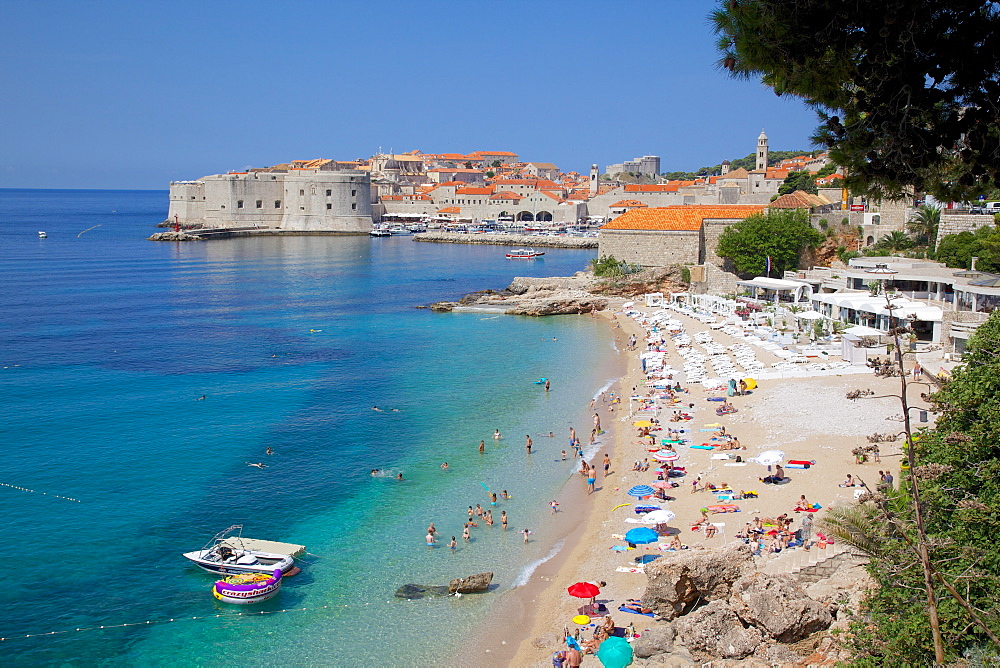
[743,378,757,390]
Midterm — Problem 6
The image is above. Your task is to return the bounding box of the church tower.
[589,164,599,197]
[756,130,769,172]
[721,159,730,176]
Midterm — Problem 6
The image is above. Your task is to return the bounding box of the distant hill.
[661,150,818,180]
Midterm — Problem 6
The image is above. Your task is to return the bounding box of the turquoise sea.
[0,189,618,665]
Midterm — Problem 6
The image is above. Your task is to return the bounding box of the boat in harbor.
[388,225,412,236]
[182,525,303,576]
[505,248,545,259]
[370,224,392,237]
[213,568,283,604]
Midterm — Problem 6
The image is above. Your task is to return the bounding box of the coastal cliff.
[429,273,608,315]
[414,231,597,249]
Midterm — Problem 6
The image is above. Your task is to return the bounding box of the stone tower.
[590,164,599,196]
[721,159,730,176]
[756,130,769,172]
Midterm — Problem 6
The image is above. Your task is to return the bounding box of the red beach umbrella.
[567,582,601,599]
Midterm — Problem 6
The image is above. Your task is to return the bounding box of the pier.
[413,231,597,249]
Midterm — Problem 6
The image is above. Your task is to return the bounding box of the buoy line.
[0,605,351,642]
[0,481,81,502]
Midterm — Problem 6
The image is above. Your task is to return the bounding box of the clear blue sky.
[0,0,821,190]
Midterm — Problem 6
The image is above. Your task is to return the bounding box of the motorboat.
[505,248,545,259]
[369,225,392,237]
[213,568,283,604]
[38,231,47,238]
[182,525,300,576]
[388,225,412,236]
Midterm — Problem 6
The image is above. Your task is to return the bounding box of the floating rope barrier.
[0,605,346,642]
[77,224,102,237]
[0,482,81,502]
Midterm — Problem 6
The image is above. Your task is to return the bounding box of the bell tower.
[589,164,599,197]
[756,130,769,172]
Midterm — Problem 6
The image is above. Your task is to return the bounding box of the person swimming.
[371,468,380,476]
[247,462,266,468]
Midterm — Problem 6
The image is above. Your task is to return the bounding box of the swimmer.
[247,462,266,469]
[426,532,436,546]
[463,526,471,542]
[391,408,400,412]
[196,395,206,401]
[397,472,404,481]
[490,492,497,505]
[493,429,501,440]
[544,379,551,392]
[372,405,382,411]
[521,528,531,543]
[371,468,380,476]
[440,462,449,470]
[448,536,457,550]
[266,447,273,456]
[427,522,438,535]
[561,450,567,460]
[501,510,508,530]
[479,440,485,454]
[501,489,510,500]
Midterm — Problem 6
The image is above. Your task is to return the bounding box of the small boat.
[182,525,301,576]
[213,568,283,604]
[388,225,412,236]
[370,225,392,237]
[38,231,47,238]
[505,248,545,259]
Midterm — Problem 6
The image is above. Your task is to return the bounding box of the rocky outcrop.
[673,600,764,660]
[429,276,608,316]
[148,231,202,241]
[449,572,492,593]
[729,572,833,642]
[642,542,755,619]
[631,625,676,658]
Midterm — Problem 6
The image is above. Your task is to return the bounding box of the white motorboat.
[369,225,392,237]
[505,248,545,259]
[38,231,47,238]
[182,525,301,576]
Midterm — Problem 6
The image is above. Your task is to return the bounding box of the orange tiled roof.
[455,187,493,195]
[438,206,461,213]
[490,191,523,200]
[610,199,648,208]
[602,205,765,231]
[428,168,484,173]
[815,173,844,185]
[764,169,790,179]
[769,191,832,209]
[472,150,518,156]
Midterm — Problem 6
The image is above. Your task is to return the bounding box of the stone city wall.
[938,213,995,245]
[597,229,700,267]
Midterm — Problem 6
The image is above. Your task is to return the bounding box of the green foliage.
[815,162,837,178]
[485,171,495,179]
[778,169,819,195]
[819,218,829,229]
[712,0,1000,202]
[715,208,823,277]
[680,265,691,284]
[838,249,861,264]
[872,230,914,254]
[935,224,1000,271]
[907,205,942,246]
[491,160,501,168]
[842,217,850,226]
[589,255,641,278]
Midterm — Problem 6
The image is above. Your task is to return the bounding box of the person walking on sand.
[603,453,611,477]
[691,476,701,493]
[479,440,485,454]
[587,467,596,495]
[525,435,533,454]
[593,413,601,433]
[501,510,508,530]
[550,500,559,513]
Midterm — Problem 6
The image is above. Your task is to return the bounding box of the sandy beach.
[473,301,912,666]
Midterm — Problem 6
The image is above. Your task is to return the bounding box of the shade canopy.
[627,485,656,498]
[624,527,659,544]
[567,582,601,599]
[642,509,676,524]
[754,450,786,466]
[651,450,679,462]
[796,310,824,320]
[596,636,634,668]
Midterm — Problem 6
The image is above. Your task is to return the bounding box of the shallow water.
[0,189,616,665]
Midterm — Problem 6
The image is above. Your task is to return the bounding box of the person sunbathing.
[793,495,812,511]
[841,474,856,487]
[704,524,719,538]
[621,601,654,614]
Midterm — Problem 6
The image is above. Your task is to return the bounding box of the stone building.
[168,168,372,233]
[598,205,765,268]
[605,155,660,177]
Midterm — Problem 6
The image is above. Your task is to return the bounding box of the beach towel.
[788,460,816,466]
[707,504,740,513]
[619,605,655,617]
[785,464,809,469]
[723,463,748,467]
[691,445,714,450]
[609,545,630,551]
[615,567,644,574]
[796,508,821,513]
[698,428,719,432]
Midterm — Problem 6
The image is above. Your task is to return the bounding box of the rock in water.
[728,572,832,642]
[642,541,754,620]
[449,572,493,593]
[394,584,451,599]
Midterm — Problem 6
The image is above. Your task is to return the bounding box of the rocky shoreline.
[413,231,597,248]
[427,273,608,316]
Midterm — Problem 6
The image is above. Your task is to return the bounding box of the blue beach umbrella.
[624,527,659,545]
[627,485,656,498]
[596,636,634,667]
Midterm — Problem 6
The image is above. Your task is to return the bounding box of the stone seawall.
[413,232,597,249]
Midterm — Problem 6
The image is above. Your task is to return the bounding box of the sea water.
[0,189,618,665]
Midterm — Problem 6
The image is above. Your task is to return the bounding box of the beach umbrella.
[567,582,601,599]
[650,481,673,489]
[596,636,634,668]
[642,509,676,524]
[627,485,656,498]
[754,450,785,466]
[651,450,679,462]
[632,420,654,427]
[624,527,659,544]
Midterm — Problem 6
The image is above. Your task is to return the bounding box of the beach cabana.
[736,277,814,304]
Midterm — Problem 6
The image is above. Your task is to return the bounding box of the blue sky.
[0,1,820,189]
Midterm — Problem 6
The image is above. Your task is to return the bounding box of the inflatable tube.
[788,460,816,466]
[213,568,282,604]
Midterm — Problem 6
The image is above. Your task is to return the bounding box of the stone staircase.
[758,543,864,582]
